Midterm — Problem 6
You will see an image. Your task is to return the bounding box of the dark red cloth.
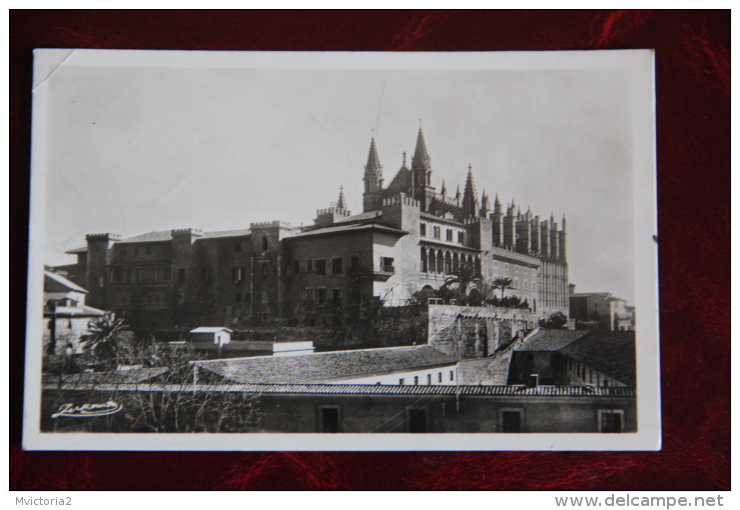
[10,10,729,490]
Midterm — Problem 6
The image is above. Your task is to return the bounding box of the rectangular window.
[399,378,405,386]
[438,372,442,383]
[501,409,523,433]
[446,229,453,241]
[317,288,326,305]
[420,223,427,236]
[414,376,419,386]
[427,374,432,385]
[599,410,624,433]
[381,257,394,273]
[458,231,465,244]
[450,370,454,381]
[319,406,340,433]
[332,288,341,306]
[315,259,326,276]
[332,257,343,275]
[262,236,268,251]
[203,268,214,283]
[407,408,427,433]
[306,259,313,272]
[433,226,441,239]
[232,267,245,282]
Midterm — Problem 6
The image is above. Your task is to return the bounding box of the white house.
[189,327,232,347]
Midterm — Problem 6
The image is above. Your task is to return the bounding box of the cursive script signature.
[51,401,123,418]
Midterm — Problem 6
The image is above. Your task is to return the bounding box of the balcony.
[348,264,395,282]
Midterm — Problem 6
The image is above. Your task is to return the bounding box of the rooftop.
[190,327,233,334]
[559,331,636,386]
[192,345,457,384]
[117,230,173,244]
[44,270,88,293]
[44,381,636,398]
[515,330,591,352]
[289,223,407,240]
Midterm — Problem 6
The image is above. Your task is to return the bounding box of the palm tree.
[82,312,134,365]
[440,261,483,299]
[491,277,516,300]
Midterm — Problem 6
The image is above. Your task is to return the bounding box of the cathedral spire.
[440,180,447,197]
[337,185,346,210]
[365,137,382,176]
[461,164,480,218]
[411,126,431,170]
[362,136,384,212]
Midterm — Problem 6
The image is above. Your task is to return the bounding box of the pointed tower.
[440,180,447,199]
[455,185,461,206]
[559,214,567,261]
[337,185,346,211]
[461,165,480,219]
[410,127,435,210]
[480,189,491,217]
[491,194,503,246]
[363,136,384,212]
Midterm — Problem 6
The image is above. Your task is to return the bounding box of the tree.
[540,311,569,330]
[80,312,139,368]
[440,262,483,304]
[491,277,516,300]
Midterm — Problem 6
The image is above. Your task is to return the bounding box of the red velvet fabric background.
[9,10,730,490]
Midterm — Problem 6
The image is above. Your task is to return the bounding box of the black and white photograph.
[24,49,659,450]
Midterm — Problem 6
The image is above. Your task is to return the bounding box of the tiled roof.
[45,381,636,397]
[335,211,383,223]
[288,223,407,240]
[42,367,169,385]
[118,231,173,243]
[515,330,590,352]
[193,345,457,384]
[201,229,251,239]
[44,271,88,293]
[559,331,636,386]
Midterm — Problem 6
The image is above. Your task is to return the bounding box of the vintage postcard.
[24,49,659,450]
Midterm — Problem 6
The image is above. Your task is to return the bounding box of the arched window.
[428,251,436,273]
[420,248,428,273]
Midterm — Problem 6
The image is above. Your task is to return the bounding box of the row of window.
[493,261,538,276]
[420,223,465,244]
[398,371,455,386]
[110,267,171,284]
[318,406,625,433]
[293,257,394,275]
[303,287,343,306]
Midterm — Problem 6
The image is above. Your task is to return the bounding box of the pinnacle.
[411,127,430,168]
[365,137,382,174]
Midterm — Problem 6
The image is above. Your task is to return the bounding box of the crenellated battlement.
[316,207,351,217]
[463,216,492,226]
[382,193,420,208]
[170,228,203,237]
[86,233,122,241]
[250,220,292,229]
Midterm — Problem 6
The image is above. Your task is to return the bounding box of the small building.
[189,327,232,347]
[43,270,106,355]
[508,329,636,388]
[568,288,635,331]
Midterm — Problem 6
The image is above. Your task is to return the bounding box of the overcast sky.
[37,52,642,303]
